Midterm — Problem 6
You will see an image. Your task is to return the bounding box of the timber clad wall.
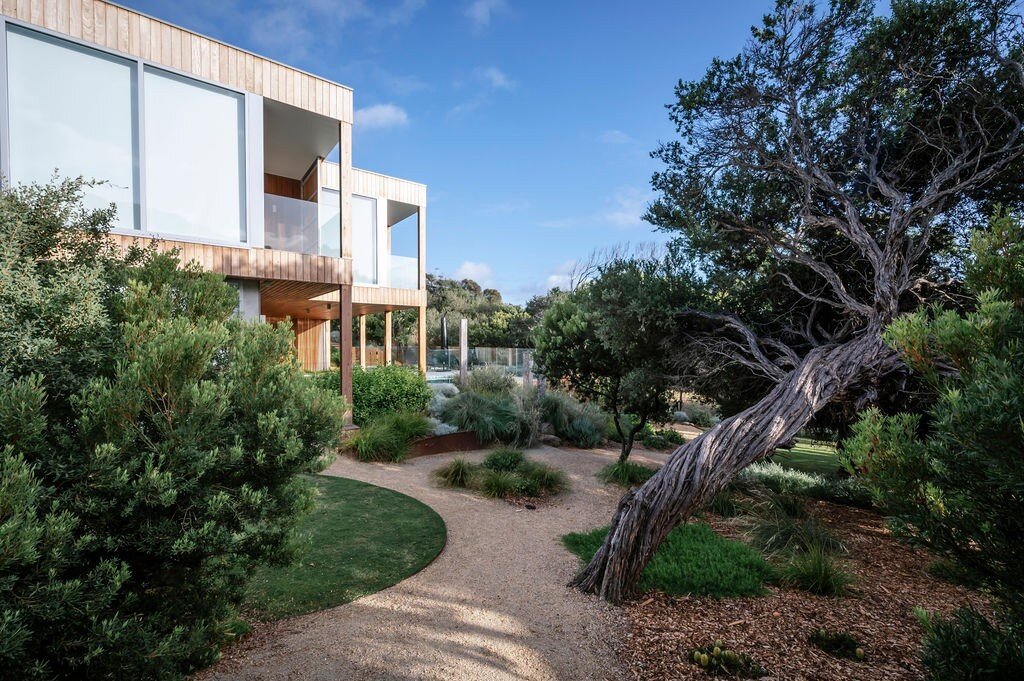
[110,234,350,285]
[0,0,353,122]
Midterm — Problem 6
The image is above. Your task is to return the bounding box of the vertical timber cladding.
[0,0,353,123]
[293,318,330,371]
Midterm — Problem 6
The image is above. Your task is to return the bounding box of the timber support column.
[358,314,367,369]
[384,311,393,365]
[339,286,353,423]
[459,318,469,385]
[418,305,427,374]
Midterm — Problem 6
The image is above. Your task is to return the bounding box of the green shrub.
[917,609,1024,680]
[707,491,749,518]
[506,389,542,448]
[767,493,809,519]
[518,460,568,495]
[348,411,431,462]
[440,391,517,444]
[678,398,720,428]
[776,543,854,596]
[483,448,525,472]
[433,458,476,488]
[315,365,431,426]
[564,523,771,597]
[457,366,514,395]
[690,641,765,677]
[597,461,658,487]
[563,416,604,448]
[0,180,344,677]
[809,628,865,661]
[641,427,687,450]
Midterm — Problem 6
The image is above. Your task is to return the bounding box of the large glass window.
[353,194,377,284]
[144,67,246,242]
[5,26,139,229]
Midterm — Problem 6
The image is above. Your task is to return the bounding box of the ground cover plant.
[538,391,606,448]
[564,523,770,598]
[0,180,344,678]
[346,411,432,462]
[244,476,445,620]
[432,448,568,500]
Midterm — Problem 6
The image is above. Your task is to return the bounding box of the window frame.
[0,17,254,247]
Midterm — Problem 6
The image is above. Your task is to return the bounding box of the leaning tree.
[571,0,1024,603]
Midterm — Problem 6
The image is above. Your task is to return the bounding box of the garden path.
[200,444,671,681]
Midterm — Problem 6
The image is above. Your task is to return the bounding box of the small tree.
[534,257,682,461]
[846,211,1024,625]
[0,179,344,678]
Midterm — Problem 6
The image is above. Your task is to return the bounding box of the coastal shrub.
[597,461,658,487]
[348,411,431,462]
[678,398,720,428]
[736,462,872,508]
[483,448,526,472]
[433,458,475,488]
[917,609,1024,680]
[746,503,844,556]
[440,391,517,444]
[314,364,430,425]
[0,180,343,677]
[564,523,771,597]
[640,427,687,450]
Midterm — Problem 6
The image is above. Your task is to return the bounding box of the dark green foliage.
[0,180,344,678]
[809,629,865,661]
[690,641,766,678]
[927,560,985,590]
[597,461,658,487]
[564,523,771,598]
[482,448,525,472]
[679,399,720,428]
[245,475,445,620]
[348,411,432,462]
[432,458,475,488]
[424,273,538,348]
[776,543,855,597]
[706,491,748,519]
[432,451,567,500]
[314,364,430,426]
[440,391,516,444]
[538,391,606,448]
[534,258,684,462]
[846,212,1024,623]
[917,609,1024,681]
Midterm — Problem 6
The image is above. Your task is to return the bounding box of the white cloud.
[538,185,653,230]
[465,0,507,33]
[545,259,578,290]
[599,129,635,145]
[475,66,516,91]
[453,261,495,286]
[355,103,410,130]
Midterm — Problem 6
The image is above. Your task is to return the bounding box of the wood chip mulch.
[618,503,992,680]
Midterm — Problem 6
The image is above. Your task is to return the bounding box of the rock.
[525,503,537,510]
[540,421,556,435]
[539,434,562,447]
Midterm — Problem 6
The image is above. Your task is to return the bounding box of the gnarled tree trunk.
[570,326,893,603]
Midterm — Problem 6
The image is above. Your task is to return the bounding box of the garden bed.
[615,502,992,680]
[407,430,483,458]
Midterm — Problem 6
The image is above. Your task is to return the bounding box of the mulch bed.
[618,502,992,680]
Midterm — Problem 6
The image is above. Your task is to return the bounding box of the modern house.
[0,0,427,408]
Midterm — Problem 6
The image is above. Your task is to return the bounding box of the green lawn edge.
[244,475,447,620]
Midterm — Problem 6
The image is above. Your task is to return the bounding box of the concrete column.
[358,314,367,369]
[459,318,468,385]
[384,310,393,366]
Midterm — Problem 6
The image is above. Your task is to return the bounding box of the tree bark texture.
[569,327,893,603]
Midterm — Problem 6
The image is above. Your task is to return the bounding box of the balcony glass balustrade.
[264,193,340,257]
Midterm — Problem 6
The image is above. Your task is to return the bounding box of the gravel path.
[201,445,669,681]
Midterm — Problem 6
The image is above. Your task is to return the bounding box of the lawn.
[770,438,841,476]
[244,475,446,620]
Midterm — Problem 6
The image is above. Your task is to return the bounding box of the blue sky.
[123,0,774,303]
